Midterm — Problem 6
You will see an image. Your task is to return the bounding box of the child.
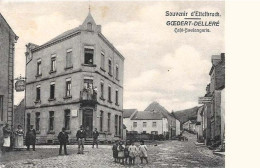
[124,141,130,165]
[117,141,125,165]
[112,141,119,163]
[139,140,148,164]
[128,141,138,165]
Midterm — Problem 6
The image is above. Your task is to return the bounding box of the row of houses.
[187,53,225,151]
[123,102,181,139]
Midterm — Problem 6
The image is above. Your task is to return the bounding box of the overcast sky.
[0,0,224,111]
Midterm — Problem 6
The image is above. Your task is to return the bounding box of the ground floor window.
[64,110,70,130]
[115,115,118,135]
[35,112,40,131]
[49,111,54,131]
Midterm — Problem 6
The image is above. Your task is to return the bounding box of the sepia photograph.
[0,0,225,167]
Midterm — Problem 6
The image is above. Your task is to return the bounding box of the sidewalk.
[14,145,112,149]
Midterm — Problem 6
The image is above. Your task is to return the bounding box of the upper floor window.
[108,59,112,75]
[50,82,55,99]
[152,122,157,127]
[66,49,72,68]
[84,47,94,65]
[101,52,105,69]
[108,85,111,102]
[143,122,147,127]
[100,82,104,99]
[116,65,119,79]
[51,55,56,72]
[65,79,72,97]
[37,59,41,75]
[36,85,41,101]
[133,122,137,128]
[115,90,119,105]
[87,22,93,31]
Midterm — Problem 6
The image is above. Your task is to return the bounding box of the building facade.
[124,110,168,135]
[0,13,18,141]
[25,12,124,144]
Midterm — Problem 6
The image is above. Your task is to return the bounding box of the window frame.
[152,121,157,127]
[64,109,71,130]
[50,82,55,100]
[35,112,40,132]
[65,78,72,97]
[50,55,56,72]
[66,49,73,68]
[100,111,103,132]
[49,111,54,131]
[36,85,41,101]
[37,59,42,76]
[133,122,137,128]
[84,47,94,65]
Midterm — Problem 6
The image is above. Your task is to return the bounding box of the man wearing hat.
[25,125,36,151]
[76,125,86,154]
[58,127,69,155]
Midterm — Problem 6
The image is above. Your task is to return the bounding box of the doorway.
[82,109,93,138]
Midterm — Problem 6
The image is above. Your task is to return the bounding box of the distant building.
[126,110,168,135]
[145,102,180,137]
[196,106,204,142]
[25,11,124,144]
[123,109,137,132]
[0,13,18,141]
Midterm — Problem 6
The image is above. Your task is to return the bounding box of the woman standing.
[2,123,12,152]
[14,125,24,150]
[117,141,125,165]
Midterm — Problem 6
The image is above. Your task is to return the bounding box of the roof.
[145,101,174,119]
[30,12,124,60]
[174,106,199,124]
[123,109,137,118]
[131,111,165,120]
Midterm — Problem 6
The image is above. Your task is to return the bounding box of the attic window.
[87,22,93,31]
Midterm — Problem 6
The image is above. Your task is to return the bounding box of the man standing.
[92,128,99,148]
[76,125,86,154]
[58,127,69,155]
[25,125,36,151]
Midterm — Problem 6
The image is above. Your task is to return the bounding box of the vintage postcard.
[0,0,225,167]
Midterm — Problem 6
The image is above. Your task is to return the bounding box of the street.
[0,132,224,168]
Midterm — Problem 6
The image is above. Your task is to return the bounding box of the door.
[82,109,93,138]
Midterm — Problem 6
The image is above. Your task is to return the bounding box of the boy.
[76,125,86,154]
[139,140,148,164]
[128,141,138,165]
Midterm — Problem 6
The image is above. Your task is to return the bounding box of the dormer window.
[87,22,93,31]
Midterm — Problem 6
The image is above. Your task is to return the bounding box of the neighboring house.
[24,11,124,144]
[189,120,196,133]
[196,106,204,142]
[209,53,225,143]
[130,111,168,135]
[183,120,191,130]
[123,109,137,132]
[176,119,181,136]
[13,99,25,130]
[145,101,180,137]
[0,13,18,144]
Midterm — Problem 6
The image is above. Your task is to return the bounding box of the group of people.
[58,126,99,155]
[2,123,36,152]
[112,140,148,165]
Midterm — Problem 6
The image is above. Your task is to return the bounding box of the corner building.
[25,12,124,144]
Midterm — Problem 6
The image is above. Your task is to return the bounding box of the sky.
[0,0,224,112]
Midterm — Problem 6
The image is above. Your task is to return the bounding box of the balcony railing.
[80,88,98,106]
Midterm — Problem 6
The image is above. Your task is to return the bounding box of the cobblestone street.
[0,132,224,168]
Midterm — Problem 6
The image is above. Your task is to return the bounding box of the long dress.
[14,129,24,148]
[139,145,148,157]
[3,127,11,147]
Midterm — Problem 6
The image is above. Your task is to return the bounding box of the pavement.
[0,132,225,168]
